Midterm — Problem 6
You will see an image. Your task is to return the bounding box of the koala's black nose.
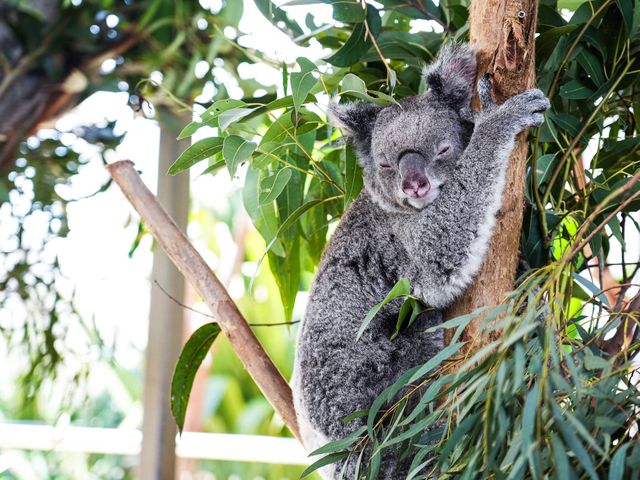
[399,152,430,198]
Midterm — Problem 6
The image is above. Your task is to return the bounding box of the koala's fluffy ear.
[328,101,381,153]
[423,43,477,109]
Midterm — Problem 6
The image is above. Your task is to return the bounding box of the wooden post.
[139,122,190,480]
[445,0,539,345]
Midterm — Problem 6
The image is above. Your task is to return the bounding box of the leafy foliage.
[173,0,470,320]
[0,123,121,397]
[304,270,640,478]
[0,0,249,398]
[170,0,640,476]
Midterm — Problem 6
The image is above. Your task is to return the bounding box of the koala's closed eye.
[435,143,452,157]
[379,155,393,169]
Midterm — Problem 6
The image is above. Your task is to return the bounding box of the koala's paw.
[502,89,551,131]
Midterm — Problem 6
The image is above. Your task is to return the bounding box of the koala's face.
[366,97,470,211]
[329,43,477,213]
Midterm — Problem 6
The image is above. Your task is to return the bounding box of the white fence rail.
[0,423,309,466]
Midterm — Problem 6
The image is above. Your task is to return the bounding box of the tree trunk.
[139,118,190,480]
[445,0,539,346]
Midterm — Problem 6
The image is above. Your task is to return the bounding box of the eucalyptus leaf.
[357,278,412,340]
[222,135,257,176]
[559,79,594,99]
[171,323,221,433]
[290,57,318,112]
[178,99,246,139]
[259,167,293,205]
[218,107,259,131]
[168,137,224,175]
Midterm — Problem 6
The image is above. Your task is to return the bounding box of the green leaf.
[325,5,380,67]
[559,79,594,99]
[171,323,221,433]
[583,351,611,370]
[534,153,557,186]
[390,297,426,340]
[366,352,460,443]
[200,158,226,176]
[342,409,368,426]
[425,306,488,334]
[550,433,571,480]
[439,413,479,462]
[259,196,340,264]
[168,137,224,175]
[407,341,464,385]
[357,278,412,340]
[243,166,285,257]
[577,50,605,86]
[609,443,631,480]
[521,384,539,460]
[268,240,300,321]
[310,425,366,456]
[552,403,599,480]
[330,0,366,22]
[536,25,578,59]
[325,22,369,67]
[512,342,525,394]
[0,182,9,203]
[562,408,605,456]
[301,451,350,477]
[218,107,259,130]
[177,99,246,139]
[290,57,317,112]
[390,298,413,341]
[259,167,293,205]
[573,274,610,307]
[597,136,640,169]
[341,72,367,95]
[615,0,634,36]
[222,135,257,176]
[344,145,363,207]
[254,0,304,37]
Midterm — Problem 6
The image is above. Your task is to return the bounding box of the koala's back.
[293,192,444,477]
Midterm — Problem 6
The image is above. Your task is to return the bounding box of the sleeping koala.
[291,43,549,478]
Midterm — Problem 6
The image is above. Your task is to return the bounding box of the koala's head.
[329,43,477,213]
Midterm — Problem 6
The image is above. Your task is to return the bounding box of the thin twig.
[408,0,449,32]
[362,10,394,85]
[153,280,300,327]
[569,179,640,260]
[542,61,633,207]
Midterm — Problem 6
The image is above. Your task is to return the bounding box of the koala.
[291,43,550,479]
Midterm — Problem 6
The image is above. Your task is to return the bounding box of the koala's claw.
[478,74,496,112]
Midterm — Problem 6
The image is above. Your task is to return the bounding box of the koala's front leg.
[409,81,550,307]
[454,80,550,200]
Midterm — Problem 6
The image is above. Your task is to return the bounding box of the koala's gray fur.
[291,43,550,479]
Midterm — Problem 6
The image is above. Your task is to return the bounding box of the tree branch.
[106,160,300,442]
[444,0,539,346]
[598,292,640,358]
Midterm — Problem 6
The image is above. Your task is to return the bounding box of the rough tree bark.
[445,0,539,347]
